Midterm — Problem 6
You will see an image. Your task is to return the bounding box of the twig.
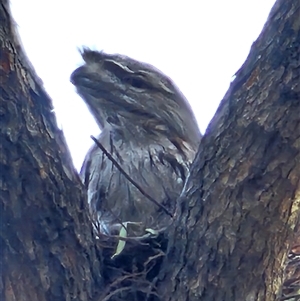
[91,135,173,217]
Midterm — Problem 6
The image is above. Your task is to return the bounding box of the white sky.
[11,0,276,170]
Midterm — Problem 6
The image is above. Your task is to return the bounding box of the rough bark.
[0,2,101,301]
[0,1,299,301]
[159,1,300,300]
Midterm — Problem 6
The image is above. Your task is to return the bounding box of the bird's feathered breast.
[81,128,196,235]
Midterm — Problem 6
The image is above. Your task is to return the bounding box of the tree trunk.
[158,1,300,300]
[0,2,101,301]
[1,0,299,301]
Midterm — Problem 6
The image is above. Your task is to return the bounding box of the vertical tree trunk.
[0,2,101,301]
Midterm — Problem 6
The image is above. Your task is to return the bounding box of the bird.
[70,49,201,239]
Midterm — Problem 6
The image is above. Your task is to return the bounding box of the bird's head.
[71,49,200,146]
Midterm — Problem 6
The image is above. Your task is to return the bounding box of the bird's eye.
[124,76,151,90]
[103,60,152,90]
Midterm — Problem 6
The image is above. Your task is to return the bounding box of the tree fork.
[0,0,299,301]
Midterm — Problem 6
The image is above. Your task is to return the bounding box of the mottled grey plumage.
[71,49,201,236]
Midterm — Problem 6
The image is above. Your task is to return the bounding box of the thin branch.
[91,135,173,217]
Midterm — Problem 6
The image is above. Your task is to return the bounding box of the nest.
[94,226,168,301]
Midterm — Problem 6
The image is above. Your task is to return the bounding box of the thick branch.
[160,1,300,300]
